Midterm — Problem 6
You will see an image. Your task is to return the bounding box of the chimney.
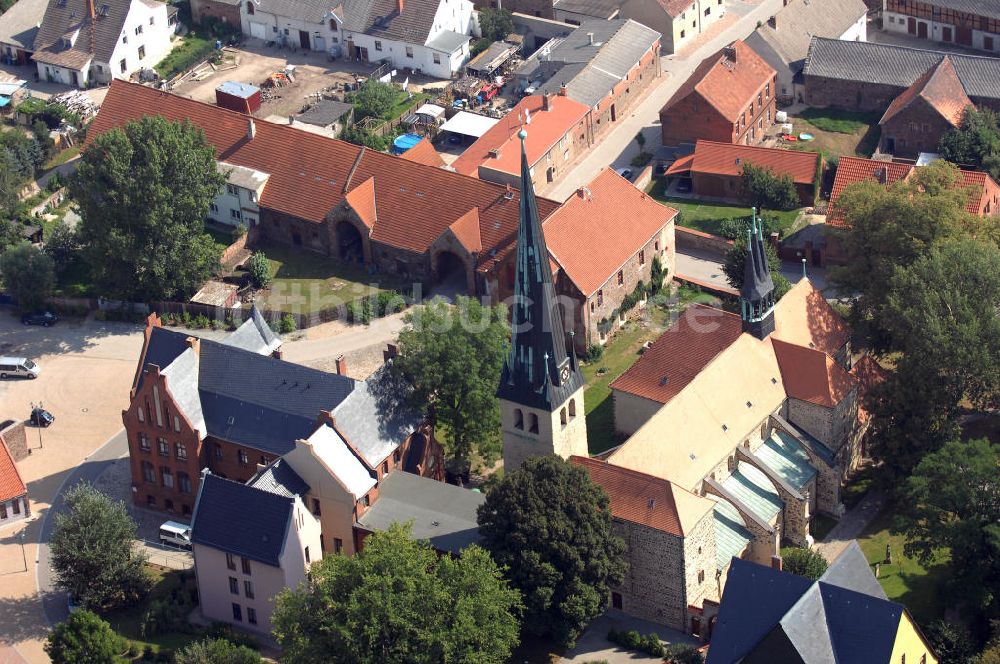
[397,0,403,12]
[587,32,594,45]
[185,336,200,356]
[288,115,294,125]
[768,14,777,28]
[383,343,399,362]
[771,555,783,572]
[272,348,283,360]
[247,117,256,140]
[87,0,95,19]
[335,354,347,376]
[559,83,567,96]
[542,93,551,112]
[723,45,737,64]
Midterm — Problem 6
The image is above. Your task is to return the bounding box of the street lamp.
[19,529,27,572]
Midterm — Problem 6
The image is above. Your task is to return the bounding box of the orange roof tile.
[661,40,775,123]
[544,169,677,296]
[571,456,713,536]
[772,337,858,407]
[880,57,972,129]
[451,94,591,178]
[88,81,561,261]
[689,140,821,185]
[344,176,377,229]
[772,278,851,356]
[448,207,483,253]
[0,435,26,503]
[400,137,445,168]
[610,303,743,404]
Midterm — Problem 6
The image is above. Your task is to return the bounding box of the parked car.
[30,406,54,427]
[615,167,633,181]
[159,521,192,549]
[21,311,58,327]
[676,177,693,193]
[0,357,40,379]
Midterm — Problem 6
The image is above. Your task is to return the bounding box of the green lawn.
[154,34,214,79]
[645,181,801,238]
[856,510,953,624]
[104,566,202,656]
[810,513,838,542]
[253,241,408,314]
[785,109,881,160]
[42,145,79,171]
[797,108,881,134]
[204,224,235,252]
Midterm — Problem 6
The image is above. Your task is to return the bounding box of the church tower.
[497,129,588,473]
[740,208,776,340]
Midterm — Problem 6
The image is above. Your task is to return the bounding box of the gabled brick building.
[660,40,777,148]
[883,0,999,54]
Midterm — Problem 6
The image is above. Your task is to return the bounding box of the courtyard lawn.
[646,181,802,238]
[784,109,881,160]
[154,34,214,80]
[42,145,80,171]
[252,241,408,315]
[856,510,953,624]
[104,565,203,656]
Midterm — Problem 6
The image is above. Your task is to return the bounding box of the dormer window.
[99,3,109,16]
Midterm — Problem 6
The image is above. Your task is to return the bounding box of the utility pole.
[19,530,27,572]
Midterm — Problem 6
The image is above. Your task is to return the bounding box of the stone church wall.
[787,399,833,448]
[612,519,688,630]
[682,510,720,615]
[612,390,665,438]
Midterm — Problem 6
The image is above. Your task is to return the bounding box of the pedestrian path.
[814,489,886,563]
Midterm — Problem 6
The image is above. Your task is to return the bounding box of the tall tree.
[477,455,627,648]
[1,242,55,312]
[45,610,124,664]
[478,7,514,42]
[174,638,262,664]
[740,161,800,211]
[722,234,791,300]
[392,296,509,473]
[896,438,1000,623]
[781,547,828,580]
[71,115,223,301]
[939,106,1000,182]
[272,523,521,664]
[351,79,397,120]
[50,483,150,611]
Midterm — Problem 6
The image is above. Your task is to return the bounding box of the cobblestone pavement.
[814,489,887,563]
[561,609,701,663]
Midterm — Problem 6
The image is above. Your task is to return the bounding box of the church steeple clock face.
[560,365,571,383]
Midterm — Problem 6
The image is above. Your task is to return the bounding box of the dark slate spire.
[740,208,776,339]
[497,129,583,410]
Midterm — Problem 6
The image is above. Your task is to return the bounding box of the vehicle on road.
[615,167,633,181]
[21,311,59,327]
[30,406,54,427]
[0,357,40,379]
[159,521,192,549]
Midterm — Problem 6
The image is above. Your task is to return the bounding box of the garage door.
[250,21,266,39]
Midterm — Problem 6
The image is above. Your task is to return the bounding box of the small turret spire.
[740,207,776,339]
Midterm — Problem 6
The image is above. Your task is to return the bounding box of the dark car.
[21,311,59,327]
[676,177,693,193]
[30,406,54,427]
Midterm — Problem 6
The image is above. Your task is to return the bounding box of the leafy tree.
[0,129,44,177]
[32,119,54,157]
[392,296,509,472]
[0,149,23,216]
[1,242,55,312]
[740,161,800,211]
[272,523,521,664]
[896,438,1000,623]
[340,124,390,150]
[923,619,976,664]
[174,637,262,664]
[477,455,627,648]
[44,610,124,664]
[50,483,150,611]
[478,7,514,42]
[245,250,271,289]
[722,234,791,301]
[351,79,397,120]
[781,547,828,580]
[45,218,83,275]
[940,107,1000,182]
[71,115,224,301]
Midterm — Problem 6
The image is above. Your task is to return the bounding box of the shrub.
[231,222,247,241]
[607,629,665,657]
[650,255,665,294]
[192,314,210,329]
[740,161,800,211]
[245,251,271,290]
[279,313,296,334]
[665,643,705,664]
[585,343,604,362]
[224,315,237,331]
[782,547,829,580]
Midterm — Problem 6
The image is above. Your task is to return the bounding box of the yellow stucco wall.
[889,612,938,664]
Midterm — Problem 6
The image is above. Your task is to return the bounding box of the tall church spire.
[497,129,583,410]
[740,208,776,339]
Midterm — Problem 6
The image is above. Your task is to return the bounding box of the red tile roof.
[400,137,446,168]
[544,169,677,296]
[0,435,26,503]
[609,303,743,404]
[449,207,483,253]
[660,0,695,17]
[771,278,852,357]
[451,94,591,178]
[772,337,858,407]
[687,140,821,185]
[344,176,377,229]
[88,81,560,260]
[661,40,776,123]
[880,57,971,128]
[571,456,685,536]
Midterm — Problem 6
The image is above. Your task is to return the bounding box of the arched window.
[560,408,567,427]
[514,408,524,430]
[529,413,539,434]
[568,399,576,418]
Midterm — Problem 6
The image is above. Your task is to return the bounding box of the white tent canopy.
[415,103,446,119]
[440,111,499,138]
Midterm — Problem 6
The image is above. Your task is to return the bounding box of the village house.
[877,56,972,158]
[451,93,592,194]
[659,40,777,148]
[0,0,47,66]
[664,140,822,206]
[32,0,174,87]
[618,0,725,54]
[514,19,661,142]
[707,543,938,663]
[0,420,30,527]
[743,0,867,104]
[883,0,999,54]
[802,37,1000,112]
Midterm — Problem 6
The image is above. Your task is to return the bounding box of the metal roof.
[722,464,783,524]
[216,81,259,99]
[161,348,206,437]
[710,497,753,571]
[552,0,620,19]
[440,110,499,137]
[426,29,469,53]
[754,432,816,492]
[356,470,485,553]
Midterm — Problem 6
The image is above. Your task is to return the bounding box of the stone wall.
[612,519,688,631]
[612,389,664,438]
[675,226,734,258]
[591,47,660,144]
[786,398,833,448]
[0,420,29,462]
[803,75,904,112]
[880,102,956,158]
[682,509,720,618]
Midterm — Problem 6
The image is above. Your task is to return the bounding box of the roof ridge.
[205,470,295,503]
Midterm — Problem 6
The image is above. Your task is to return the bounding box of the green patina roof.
[711,498,753,571]
[756,432,818,492]
[722,464,783,525]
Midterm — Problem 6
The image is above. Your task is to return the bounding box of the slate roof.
[661,40,776,123]
[880,56,971,128]
[253,0,336,24]
[356,470,485,553]
[922,0,999,16]
[191,472,293,567]
[0,433,27,503]
[341,0,441,44]
[296,99,354,127]
[220,305,281,356]
[33,0,138,68]
[743,0,867,71]
[803,37,1000,105]
[544,168,677,297]
[0,0,48,51]
[248,458,311,498]
[90,81,561,265]
[819,540,887,599]
[681,140,820,185]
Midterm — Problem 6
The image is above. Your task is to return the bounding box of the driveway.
[561,609,701,663]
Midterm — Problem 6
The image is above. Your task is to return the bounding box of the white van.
[159,521,192,549]
[0,357,40,379]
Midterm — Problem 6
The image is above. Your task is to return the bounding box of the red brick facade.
[190,0,242,28]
